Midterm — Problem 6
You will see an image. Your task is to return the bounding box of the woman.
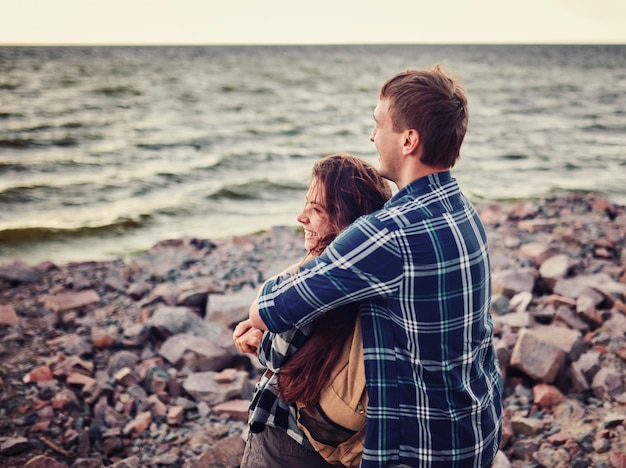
[233,153,391,468]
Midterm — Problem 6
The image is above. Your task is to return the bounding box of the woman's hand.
[233,319,264,355]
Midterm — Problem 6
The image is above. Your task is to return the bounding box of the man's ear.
[402,129,420,155]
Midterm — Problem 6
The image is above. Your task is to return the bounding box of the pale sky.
[1,0,624,45]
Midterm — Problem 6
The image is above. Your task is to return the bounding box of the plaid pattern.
[259,172,503,467]
[247,325,316,450]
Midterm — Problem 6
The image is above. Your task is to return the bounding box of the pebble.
[0,195,624,467]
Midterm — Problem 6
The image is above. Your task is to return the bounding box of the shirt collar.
[387,170,453,205]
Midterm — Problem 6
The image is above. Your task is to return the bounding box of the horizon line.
[1,40,625,47]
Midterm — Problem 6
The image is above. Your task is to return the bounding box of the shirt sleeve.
[258,217,403,333]
[257,324,313,372]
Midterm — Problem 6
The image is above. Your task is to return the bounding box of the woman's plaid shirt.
[246,325,315,449]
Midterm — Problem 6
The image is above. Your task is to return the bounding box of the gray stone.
[206,286,259,328]
[492,268,536,297]
[538,254,571,290]
[510,328,567,383]
[182,370,248,405]
[531,324,584,360]
[591,367,624,400]
[159,333,234,371]
[0,265,42,284]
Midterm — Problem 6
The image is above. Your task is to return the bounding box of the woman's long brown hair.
[277,153,391,407]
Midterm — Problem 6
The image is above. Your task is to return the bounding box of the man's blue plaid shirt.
[258,171,503,467]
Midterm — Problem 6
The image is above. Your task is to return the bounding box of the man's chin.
[377,167,391,181]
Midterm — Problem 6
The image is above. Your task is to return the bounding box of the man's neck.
[395,164,448,191]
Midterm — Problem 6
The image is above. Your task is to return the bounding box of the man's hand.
[233,319,264,355]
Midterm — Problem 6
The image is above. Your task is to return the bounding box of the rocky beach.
[1,192,625,468]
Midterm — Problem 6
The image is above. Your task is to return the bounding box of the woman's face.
[297,178,333,253]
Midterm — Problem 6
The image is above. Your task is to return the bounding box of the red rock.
[92,329,116,348]
[0,304,18,325]
[38,289,101,312]
[28,420,51,433]
[213,368,238,383]
[185,433,245,468]
[510,329,567,383]
[67,372,96,387]
[24,454,65,468]
[519,242,553,266]
[167,405,184,426]
[610,451,626,467]
[123,411,152,435]
[23,365,53,383]
[546,430,573,445]
[518,219,552,233]
[533,384,566,410]
[213,399,250,422]
[148,394,167,417]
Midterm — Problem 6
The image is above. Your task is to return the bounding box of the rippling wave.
[0,216,151,245]
[1,44,624,265]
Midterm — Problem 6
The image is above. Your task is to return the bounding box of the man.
[249,65,503,467]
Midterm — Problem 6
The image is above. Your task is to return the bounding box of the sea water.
[1,44,625,265]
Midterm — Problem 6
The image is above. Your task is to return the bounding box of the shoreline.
[3,189,626,269]
[1,193,626,467]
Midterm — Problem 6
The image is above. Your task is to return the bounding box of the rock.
[492,268,536,297]
[206,286,259,327]
[106,350,139,377]
[1,195,625,467]
[213,399,250,422]
[511,415,545,437]
[24,454,66,467]
[38,289,101,313]
[47,333,93,356]
[0,436,30,455]
[510,328,567,383]
[533,383,566,410]
[167,405,184,425]
[122,411,152,435]
[126,280,151,300]
[491,450,511,468]
[492,311,531,330]
[519,242,554,265]
[23,365,53,383]
[539,254,571,290]
[532,447,571,467]
[531,324,584,360]
[591,368,624,400]
[184,433,245,468]
[175,278,223,309]
[158,333,234,371]
[0,264,42,283]
[108,456,141,468]
[147,306,208,338]
[182,370,248,405]
[0,304,18,325]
